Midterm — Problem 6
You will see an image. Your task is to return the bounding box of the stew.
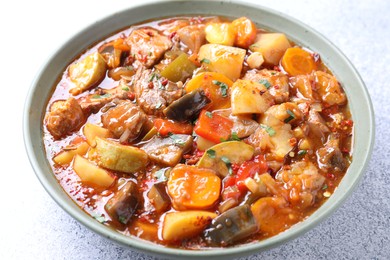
[43,15,353,249]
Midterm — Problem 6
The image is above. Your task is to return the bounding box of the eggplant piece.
[147,182,170,213]
[141,134,193,166]
[163,89,211,122]
[105,181,139,225]
[203,205,258,246]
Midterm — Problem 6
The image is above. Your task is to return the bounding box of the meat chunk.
[307,108,330,142]
[126,28,173,68]
[276,161,326,208]
[101,100,147,143]
[132,68,183,116]
[105,181,139,225]
[315,71,346,105]
[45,97,85,139]
[317,135,346,172]
[177,24,206,53]
[79,81,130,114]
[243,69,289,103]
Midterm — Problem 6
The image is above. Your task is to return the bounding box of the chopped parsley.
[206,149,216,158]
[169,134,185,146]
[229,132,241,141]
[260,124,276,136]
[118,215,128,224]
[92,214,106,224]
[322,184,328,190]
[284,109,296,123]
[91,93,112,99]
[220,156,233,175]
[298,150,307,156]
[154,168,169,182]
[200,58,211,64]
[259,79,271,89]
[121,86,130,91]
[149,72,158,82]
[205,111,213,118]
[212,80,228,97]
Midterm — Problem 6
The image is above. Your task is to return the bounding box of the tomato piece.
[231,17,257,49]
[194,110,233,143]
[236,154,267,191]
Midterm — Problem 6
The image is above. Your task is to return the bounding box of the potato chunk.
[73,155,115,188]
[94,137,148,173]
[205,23,235,46]
[53,142,89,165]
[68,52,107,95]
[162,211,217,241]
[231,79,274,115]
[198,44,246,81]
[249,33,291,66]
[83,123,111,147]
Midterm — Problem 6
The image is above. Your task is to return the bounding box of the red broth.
[43,16,353,249]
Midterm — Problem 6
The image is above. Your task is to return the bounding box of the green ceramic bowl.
[23,1,374,259]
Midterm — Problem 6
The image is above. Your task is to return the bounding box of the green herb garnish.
[92,93,112,99]
[229,132,240,141]
[118,215,127,224]
[149,72,158,82]
[169,134,185,146]
[322,184,328,190]
[206,149,216,158]
[284,109,296,123]
[200,58,211,64]
[260,124,276,136]
[212,80,228,97]
[154,168,169,182]
[205,111,213,118]
[122,86,130,91]
[259,79,271,89]
[220,156,233,175]
[298,150,307,156]
[92,214,106,223]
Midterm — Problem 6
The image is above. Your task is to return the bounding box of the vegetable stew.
[43,15,353,249]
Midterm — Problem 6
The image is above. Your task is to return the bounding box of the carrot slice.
[194,110,233,143]
[231,17,257,49]
[167,164,221,210]
[185,72,233,110]
[281,47,317,76]
[153,118,193,136]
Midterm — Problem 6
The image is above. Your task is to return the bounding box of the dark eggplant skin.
[147,182,170,213]
[163,89,211,122]
[105,181,139,225]
[203,205,258,246]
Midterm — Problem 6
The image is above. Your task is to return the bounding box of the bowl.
[23,0,375,259]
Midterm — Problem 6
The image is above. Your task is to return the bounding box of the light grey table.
[2,0,388,259]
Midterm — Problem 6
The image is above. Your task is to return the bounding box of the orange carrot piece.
[185,72,233,110]
[281,47,317,76]
[167,164,221,210]
[153,118,193,136]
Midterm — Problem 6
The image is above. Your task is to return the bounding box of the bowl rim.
[23,0,375,259]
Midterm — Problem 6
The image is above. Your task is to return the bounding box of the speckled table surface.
[3,0,389,259]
